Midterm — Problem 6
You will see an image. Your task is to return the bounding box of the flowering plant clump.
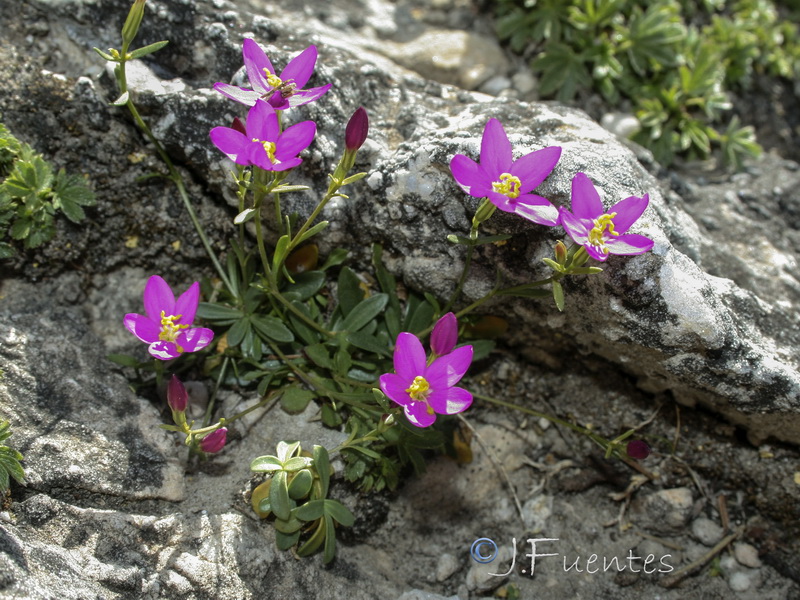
[103,0,657,565]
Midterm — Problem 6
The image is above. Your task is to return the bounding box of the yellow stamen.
[406,376,430,400]
[252,139,279,164]
[265,71,283,88]
[492,173,522,199]
[159,311,189,353]
[587,212,619,255]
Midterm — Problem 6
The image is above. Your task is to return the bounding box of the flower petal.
[275,120,316,162]
[143,275,174,320]
[379,373,412,407]
[430,312,458,356]
[585,244,610,261]
[511,195,559,226]
[605,233,654,256]
[426,345,473,388]
[242,38,274,95]
[393,333,427,381]
[404,402,437,428]
[450,154,490,197]
[480,119,512,178]
[287,84,332,107]
[210,127,249,163]
[271,157,303,172]
[123,313,161,344]
[427,385,472,415]
[559,207,591,245]
[212,82,262,106]
[176,327,215,353]
[510,146,561,193]
[608,194,649,234]
[246,99,280,141]
[280,45,318,89]
[174,282,200,325]
[570,172,604,219]
[148,341,181,360]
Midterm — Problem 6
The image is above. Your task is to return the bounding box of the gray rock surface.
[1,0,799,598]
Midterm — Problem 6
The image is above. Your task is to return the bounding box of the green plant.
[0,122,95,258]
[0,420,25,494]
[493,0,798,168]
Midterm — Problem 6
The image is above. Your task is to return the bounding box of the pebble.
[600,112,641,138]
[734,542,762,568]
[632,488,694,534]
[480,75,511,96]
[728,571,752,592]
[435,553,459,582]
[691,517,723,546]
[512,70,537,95]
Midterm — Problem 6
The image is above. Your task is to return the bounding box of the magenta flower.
[430,312,458,356]
[379,333,473,428]
[450,118,562,226]
[213,39,331,110]
[167,374,188,412]
[559,172,654,261]
[210,99,316,171]
[200,427,227,453]
[124,275,214,361]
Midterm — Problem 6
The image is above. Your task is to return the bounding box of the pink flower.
[430,312,458,356]
[450,118,562,226]
[167,374,188,412]
[559,172,654,261]
[200,427,227,453]
[345,107,369,151]
[210,99,316,171]
[124,275,214,360]
[213,39,331,110]
[379,332,473,428]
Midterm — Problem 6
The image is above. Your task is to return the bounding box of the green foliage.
[493,0,799,168]
[0,122,95,258]
[0,420,25,493]
[250,442,355,563]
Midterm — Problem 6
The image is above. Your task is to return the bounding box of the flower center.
[405,376,435,414]
[252,139,279,164]
[587,212,619,254]
[264,71,297,98]
[159,311,189,352]
[492,173,522,199]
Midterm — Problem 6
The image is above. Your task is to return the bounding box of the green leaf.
[128,40,169,59]
[274,515,304,534]
[341,293,388,332]
[333,350,352,376]
[321,403,342,427]
[405,298,435,335]
[270,471,292,521]
[195,302,243,325]
[288,301,320,345]
[296,518,326,557]
[283,270,326,301]
[251,314,294,343]
[250,455,284,472]
[337,266,364,317]
[106,353,141,368]
[233,208,256,224]
[533,42,593,101]
[280,385,315,414]
[296,220,329,244]
[323,514,337,564]
[294,498,325,521]
[324,499,355,527]
[346,331,391,358]
[304,344,333,369]
[288,469,314,499]
[470,339,495,362]
[321,248,349,271]
[313,445,331,498]
[226,317,251,347]
[552,280,565,312]
[271,234,291,274]
[275,530,300,550]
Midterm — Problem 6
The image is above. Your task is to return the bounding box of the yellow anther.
[159,311,189,352]
[265,71,283,88]
[405,376,431,402]
[492,173,522,199]
[587,212,619,254]
[252,139,279,165]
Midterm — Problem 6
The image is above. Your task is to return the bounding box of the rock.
[734,542,762,568]
[631,488,694,534]
[435,552,460,582]
[600,112,641,138]
[691,517,724,546]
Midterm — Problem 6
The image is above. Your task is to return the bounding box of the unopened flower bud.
[121,0,147,50]
[167,374,188,412]
[431,312,458,356]
[381,413,395,427]
[231,117,246,136]
[345,107,369,152]
[200,427,227,454]
[626,440,651,460]
[554,240,568,266]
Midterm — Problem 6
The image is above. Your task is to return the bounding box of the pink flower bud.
[200,427,227,453]
[345,107,369,151]
[231,117,246,135]
[430,312,458,356]
[626,440,651,460]
[167,374,188,412]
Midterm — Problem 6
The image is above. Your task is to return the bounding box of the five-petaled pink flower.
[559,172,654,261]
[450,118,562,226]
[379,332,473,428]
[213,39,331,110]
[124,275,214,361]
[210,99,316,171]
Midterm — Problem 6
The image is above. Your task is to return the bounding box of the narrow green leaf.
[294,498,325,521]
[251,314,294,343]
[106,353,141,368]
[313,445,331,498]
[346,331,391,358]
[341,293,388,332]
[297,220,329,244]
[250,455,284,472]
[296,518,326,557]
[275,530,300,550]
[128,40,169,59]
[288,469,314,499]
[552,280,565,312]
[324,499,355,527]
[323,514,337,564]
[195,302,243,324]
[270,471,292,521]
[337,266,364,317]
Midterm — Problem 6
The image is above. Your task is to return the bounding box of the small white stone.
[600,112,641,138]
[734,542,762,568]
[512,70,537,95]
[691,517,723,546]
[435,552,459,582]
[728,571,751,592]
